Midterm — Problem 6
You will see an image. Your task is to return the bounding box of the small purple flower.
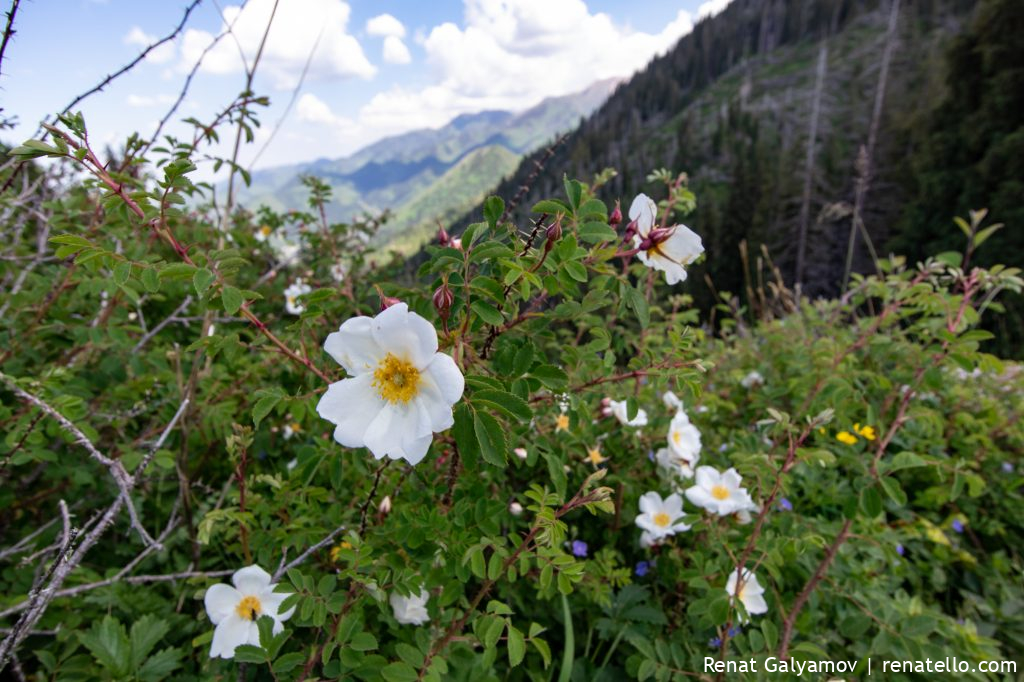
[727,625,741,638]
[635,561,650,577]
[647,450,655,462]
[778,498,793,512]
[571,540,588,558]
[1002,462,1014,474]
[708,637,722,648]
[896,543,905,556]
[952,519,964,534]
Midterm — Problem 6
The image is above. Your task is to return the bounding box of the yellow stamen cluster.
[555,414,570,432]
[235,595,262,621]
[259,225,272,236]
[653,512,671,528]
[711,485,731,501]
[586,448,606,466]
[373,354,421,404]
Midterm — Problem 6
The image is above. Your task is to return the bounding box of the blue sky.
[2,0,728,176]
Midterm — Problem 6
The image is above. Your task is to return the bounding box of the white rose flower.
[725,567,768,620]
[655,447,696,480]
[635,491,690,540]
[203,565,294,659]
[685,466,752,516]
[255,224,273,243]
[740,371,765,389]
[329,261,348,283]
[662,390,683,411]
[268,231,301,265]
[316,303,465,465]
[284,279,312,316]
[667,412,701,463]
[609,399,648,427]
[390,589,430,625]
[628,193,704,285]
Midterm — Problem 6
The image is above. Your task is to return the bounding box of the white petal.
[664,493,684,516]
[628,193,656,234]
[424,353,464,405]
[638,492,662,515]
[259,587,295,621]
[372,303,438,369]
[324,316,382,375]
[723,468,743,489]
[685,486,715,511]
[317,375,386,447]
[210,616,250,659]
[232,565,272,595]
[204,584,240,626]
[363,402,431,462]
[694,466,718,489]
[661,225,704,266]
[400,432,434,465]
[743,592,768,615]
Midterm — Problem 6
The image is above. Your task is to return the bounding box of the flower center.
[555,414,569,431]
[260,225,271,236]
[235,595,262,621]
[711,485,730,501]
[653,512,671,528]
[672,431,681,444]
[373,353,421,404]
[290,422,301,432]
[587,449,603,464]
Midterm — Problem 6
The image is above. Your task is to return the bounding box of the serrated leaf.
[474,411,506,467]
[193,268,215,297]
[471,300,503,326]
[507,625,526,667]
[221,285,244,314]
[472,389,532,422]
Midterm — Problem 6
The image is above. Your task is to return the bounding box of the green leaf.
[451,403,479,469]
[221,285,244,315]
[530,364,568,390]
[141,267,160,293]
[507,625,526,667]
[578,221,618,244]
[232,644,266,663]
[484,196,504,229]
[880,477,907,506]
[380,662,419,682]
[272,652,306,674]
[129,615,170,668]
[10,139,61,158]
[113,261,132,286]
[158,262,197,281]
[252,395,281,428]
[531,199,570,215]
[563,261,588,283]
[557,594,574,682]
[472,389,532,422]
[78,615,131,677]
[349,632,378,651]
[193,268,215,297]
[474,411,507,467]
[859,485,883,518]
[563,175,582,210]
[471,300,503,326]
[136,647,183,682]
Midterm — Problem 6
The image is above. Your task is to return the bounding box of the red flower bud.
[437,225,450,247]
[433,281,454,324]
[609,201,622,227]
[375,285,402,310]
[543,218,563,253]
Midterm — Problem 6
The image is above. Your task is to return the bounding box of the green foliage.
[1,90,1022,682]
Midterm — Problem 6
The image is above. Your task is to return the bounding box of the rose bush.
[0,108,1022,681]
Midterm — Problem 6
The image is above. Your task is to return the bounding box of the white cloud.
[126,93,177,108]
[697,0,732,20]
[179,0,375,90]
[382,36,412,64]
[296,93,353,129]
[366,13,406,38]
[346,0,693,137]
[124,26,177,64]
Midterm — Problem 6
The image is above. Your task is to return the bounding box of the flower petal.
[638,491,662,515]
[210,615,250,659]
[204,584,240,626]
[694,466,717,489]
[685,486,715,511]
[363,402,432,462]
[743,592,768,615]
[424,353,464,405]
[317,375,386,448]
[259,587,295,621]
[232,565,272,595]
[324,316,382,375]
[371,303,438,368]
[628,193,656,235]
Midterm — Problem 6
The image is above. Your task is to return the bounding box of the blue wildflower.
[708,637,722,648]
[778,498,793,512]
[571,540,588,558]
[896,544,905,556]
[952,519,964,534]
[635,561,650,577]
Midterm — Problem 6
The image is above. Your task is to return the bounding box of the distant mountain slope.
[235,79,617,249]
[450,0,978,305]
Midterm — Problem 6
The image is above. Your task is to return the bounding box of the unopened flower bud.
[437,225,450,247]
[451,237,463,251]
[433,281,454,323]
[513,447,528,460]
[543,218,563,253]
[623,218,639,242]
[379,495,392,514]
[509,501,524,516]
[609,201,622,227]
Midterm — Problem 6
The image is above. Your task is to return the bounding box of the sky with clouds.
[2,0,731,177]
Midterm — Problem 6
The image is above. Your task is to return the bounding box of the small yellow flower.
[330,541,354,563]
[817,427,826,435]
[585,447,607,467]
[854,423,877,441]
[555,414,570,432]
[836,431,858,445]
